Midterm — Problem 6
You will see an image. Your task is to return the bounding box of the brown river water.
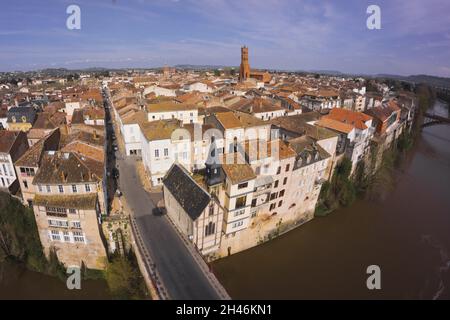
[0,100,448,300]
[212,99,450,300]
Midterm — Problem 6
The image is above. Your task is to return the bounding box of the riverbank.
[212,98,450,299]
[0,192,148,300]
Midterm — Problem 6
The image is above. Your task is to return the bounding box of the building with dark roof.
[163,163,224,254]
[6,106,37,132]
[31,150,107,270]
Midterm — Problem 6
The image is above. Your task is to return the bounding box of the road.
[117,157,223,299]
[102,87,225,300]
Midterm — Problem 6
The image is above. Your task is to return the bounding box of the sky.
[0,0,449,77]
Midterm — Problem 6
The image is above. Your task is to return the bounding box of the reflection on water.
[212,100,450,300]
[0,261,111,299]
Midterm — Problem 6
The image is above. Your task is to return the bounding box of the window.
[46,185,51,193]
[238,182,248,189]
[232,220,244,228]
[58,185,64,193]
[285,164,290,172]
[255,166,261,175]
[63,231,70,242]
[234,209,245,217]
[251,199,257,207]
[38,185,43,192]
[73,231,85,243]
[276,166,281,174]
[48,219,69,228]
[46,207,67,217]
[85,184,91,192]
[50,230,61,241]
[278,200,283,207]
[72,185,77,193]
[279,189,285,197]
[154,149,159,158]
[23,180,28,189]
[164,148,169,157]
[270,192,278,200]
[69,208,77,214]
[205,222,215,236]
[235,196,246,209]
[72,221,81,229]
[209,205,214,216]
[274,180,279,188]
[283,177,288,185]
[269,203,276,211]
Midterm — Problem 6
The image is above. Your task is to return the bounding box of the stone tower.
[239,46,250,82]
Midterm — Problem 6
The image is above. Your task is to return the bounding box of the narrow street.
[103,88,226,300]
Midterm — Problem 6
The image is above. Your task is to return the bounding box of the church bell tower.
[239,46,250,82]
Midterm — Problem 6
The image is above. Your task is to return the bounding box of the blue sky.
[1,0,449,76]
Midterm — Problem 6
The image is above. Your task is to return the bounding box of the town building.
[32,151,107,269]
[163,163,224,254]
[14,129,61,206]
[6,106,37,132]
[0,130,29,193]
[316,108,374,173]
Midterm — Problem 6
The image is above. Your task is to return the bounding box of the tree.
[105,250,147,299]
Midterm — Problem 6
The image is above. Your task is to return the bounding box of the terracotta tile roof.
[215,112,242,129]
[324,108,372,130]
[0,131,20,153]
[315,118,354,134]
[15,129,60,167]
[61,141,104,162]
[146,102,197,113]
[60,130,104,149]
[33,151,103,185]
[222,153,256,184]
[270,112,321,134]
[244,139,296,161]
[365,100,401,122]
[139,119,181,141]
[121,110,147,125]
[229,98,283,114]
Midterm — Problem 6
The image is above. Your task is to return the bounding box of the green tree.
[105,251,148,299]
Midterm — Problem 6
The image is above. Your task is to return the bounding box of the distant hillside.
[373,74,450,89]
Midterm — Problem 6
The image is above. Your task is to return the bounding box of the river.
[212,99,450,300]
[0,100,448,300]
[0,261,111,299]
